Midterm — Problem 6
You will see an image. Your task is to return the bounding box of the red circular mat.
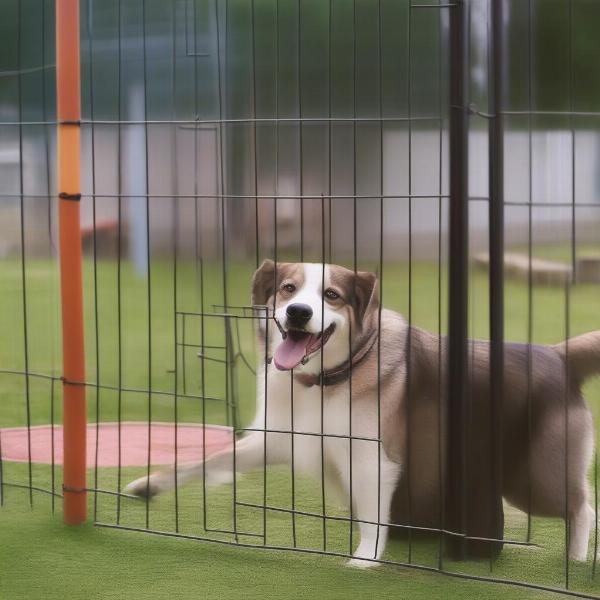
[0,422,232,468]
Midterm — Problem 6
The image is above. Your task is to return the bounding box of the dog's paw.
[205,469,234,487]
[347,557,378,569]
[569,549,588,562]
[347,541,382,569]
[123,475,162,499]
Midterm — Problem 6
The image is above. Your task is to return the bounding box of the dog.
[125,260,600,566]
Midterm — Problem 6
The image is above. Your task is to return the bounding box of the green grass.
[0,498,561,600]
[2,251,600,599]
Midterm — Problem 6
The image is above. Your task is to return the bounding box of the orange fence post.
[56,0,86,525]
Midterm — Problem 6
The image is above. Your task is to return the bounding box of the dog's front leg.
[346,445,400,568]
[124,432,267,498]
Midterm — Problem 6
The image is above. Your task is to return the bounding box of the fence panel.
[2,1,600,597]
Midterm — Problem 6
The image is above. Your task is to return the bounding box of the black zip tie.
[61,376,85,387]
[59,192,81,201]
[62,484,86,494]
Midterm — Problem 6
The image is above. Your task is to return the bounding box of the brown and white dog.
[125,260,600,566]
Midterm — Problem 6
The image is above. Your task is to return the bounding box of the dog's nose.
[286,303,313,327]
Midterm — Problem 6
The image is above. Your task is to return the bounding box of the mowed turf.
[2,250,600,598]
[0,494,559,600]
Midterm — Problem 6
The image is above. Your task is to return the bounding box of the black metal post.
[487,0,505,559]
[446,0,469,561]
[463,0,505,560]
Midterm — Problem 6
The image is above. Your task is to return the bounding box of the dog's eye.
[282,283,296,293]
[324,289,340,301]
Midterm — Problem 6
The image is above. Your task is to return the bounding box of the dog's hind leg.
[567,410,595,561]
[569,503,594,561]
[124,432,269,498]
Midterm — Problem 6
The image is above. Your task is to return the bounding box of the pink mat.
[0,422,232,467]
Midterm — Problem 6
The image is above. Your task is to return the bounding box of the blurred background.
[1,0,600,267]
[3,0,600,427]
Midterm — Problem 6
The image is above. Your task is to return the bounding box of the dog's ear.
[252,259,276,306]
[353,270,379,327]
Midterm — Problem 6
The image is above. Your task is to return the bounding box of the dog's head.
[252,260,379,372]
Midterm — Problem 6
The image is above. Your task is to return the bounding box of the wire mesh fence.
[2,0,600,597]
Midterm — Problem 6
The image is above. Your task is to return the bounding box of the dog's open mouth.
[273,324,336,371]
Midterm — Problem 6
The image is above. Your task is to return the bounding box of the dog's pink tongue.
[273,333,315,371]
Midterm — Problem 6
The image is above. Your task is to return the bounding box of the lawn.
[2,250,600,599]
[0,499,558,600]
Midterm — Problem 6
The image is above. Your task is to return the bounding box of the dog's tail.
[553,331,600,382]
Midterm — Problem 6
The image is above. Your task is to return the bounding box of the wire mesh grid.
[2,0,600,597]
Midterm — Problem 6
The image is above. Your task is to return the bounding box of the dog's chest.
[263,372,374,430]
[253,368,379,475]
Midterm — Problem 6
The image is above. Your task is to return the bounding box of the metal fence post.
[487,0,505,559]
[446,0,469,560]
[446,0,505,561]
[57,0,87,525]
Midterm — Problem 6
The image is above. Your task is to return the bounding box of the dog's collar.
[293,330,378,388]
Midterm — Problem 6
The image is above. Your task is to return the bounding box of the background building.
[1,0,599,267]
